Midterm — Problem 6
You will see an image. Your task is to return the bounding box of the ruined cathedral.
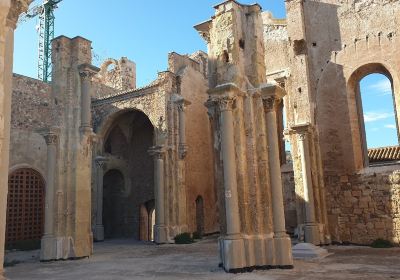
[0,0,400,277]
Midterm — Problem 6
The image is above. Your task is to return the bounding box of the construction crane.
[18,0,63,83]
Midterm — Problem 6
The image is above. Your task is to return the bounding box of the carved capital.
[204,98,217,119]
[39,127,60,146]
[44,134,58,145]
[175,98,191,112]
[78,63,100,80]
[8,0,31,29]
[194,20,211,44]
[178,144,188,159]
[216,96,235,112]
[95,156,108,169]
[148,146,166,159]
[262,96,277,112]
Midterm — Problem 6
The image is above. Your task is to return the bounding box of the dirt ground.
[4,237,400,280]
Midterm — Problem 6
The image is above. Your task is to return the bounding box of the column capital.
[194,19,211,44]
[260,83,286,99]
[148,146,166,159]
[7,0,31,29]
[286,123,314,141]
[78,63,100,80]
[95,156,108,169]
[38,127,60,146]
[262,95,279,112]
[204,98,218,119]
[174,96,191,112]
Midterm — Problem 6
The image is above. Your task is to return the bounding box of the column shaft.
[44,140,57,236]
[81,77,91,128]
[299,134,316,224]
[265,108,286,236]
[219,100,241,236]
[94,158,106,241]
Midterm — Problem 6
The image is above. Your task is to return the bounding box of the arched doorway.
[103,169,125,239]
[6,168,45,250]
[101,110,155,240]
[195,196,205,237]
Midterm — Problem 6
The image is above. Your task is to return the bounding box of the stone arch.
[347,62,398,167]
[99,58,119,76]
[6,168,45,250]
[139,199,155,241]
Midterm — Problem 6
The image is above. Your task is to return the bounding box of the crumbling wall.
[95,57,136,92]
[9,74,51,177]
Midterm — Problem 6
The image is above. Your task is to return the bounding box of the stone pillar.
[293,124,320,245]
[261,85,293,266]
[40,128,59,260]
[149,146,168,244]
[94,156,107,241]
[176,98,190,159]
[0,1,30,277]
[78,63,99,132]
[209,84,245,272]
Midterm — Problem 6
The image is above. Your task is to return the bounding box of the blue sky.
[13,0,286,87]
[361,74,398,148]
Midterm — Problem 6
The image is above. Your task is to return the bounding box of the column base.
[154,224,168,244]
[0,268,5,280]
[219,236,245,272]
[40,235,74,261]
[274,235,293,266]
[94,225,104,241]
[304,224,320,245]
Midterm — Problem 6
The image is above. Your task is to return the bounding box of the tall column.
[209,84,245,272]
[78,63,99,132]
[261,85,293,266]
[40,128,59,260]
[0,1,30,277]
[293,124,320,245]
[149,146,168,244]
[94,156,107,241]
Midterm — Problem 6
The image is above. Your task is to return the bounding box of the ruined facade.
[0,0,400,278]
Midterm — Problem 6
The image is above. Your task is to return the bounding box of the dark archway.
[102,110,155,240]
[103,169,125,239]
[6,168,45,250]
[195,196,205,237]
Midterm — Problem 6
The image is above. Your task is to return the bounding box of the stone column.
[40,128,59,260]
[94,156,107,241]
[149,146,168,244]
[0,1,30,277]
[78,63,99,132]
[176,98,190,159]
[293,124,320,245]
[261,85,293,266]
[209,84,245,271]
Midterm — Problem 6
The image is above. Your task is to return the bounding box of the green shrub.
[371,239,393,248]
[174,232,194,244]
[192,231,202,240]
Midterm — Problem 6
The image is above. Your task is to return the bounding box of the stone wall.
[326,166,400,245]
[281,165,296,234]
[9,74,51,176]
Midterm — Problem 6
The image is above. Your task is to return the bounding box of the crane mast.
[19,0,62,83]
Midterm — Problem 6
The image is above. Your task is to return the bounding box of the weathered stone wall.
[171,52,219,235]
[326,166,400,245]
[95,57,136,92]
[9,74,51,177]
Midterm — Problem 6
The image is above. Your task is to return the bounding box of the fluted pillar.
[94,156,108,241]
[149,146,168,244]
[261,84,293,266]
[40,128,60,260]
[292,124,320,245]
[78,63,99,132]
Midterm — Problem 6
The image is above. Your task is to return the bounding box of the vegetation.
[370,239,394,248]
[174,232,194,244]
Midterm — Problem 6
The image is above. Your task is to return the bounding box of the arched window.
[6,168,45,250]
[360,73,398,149]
